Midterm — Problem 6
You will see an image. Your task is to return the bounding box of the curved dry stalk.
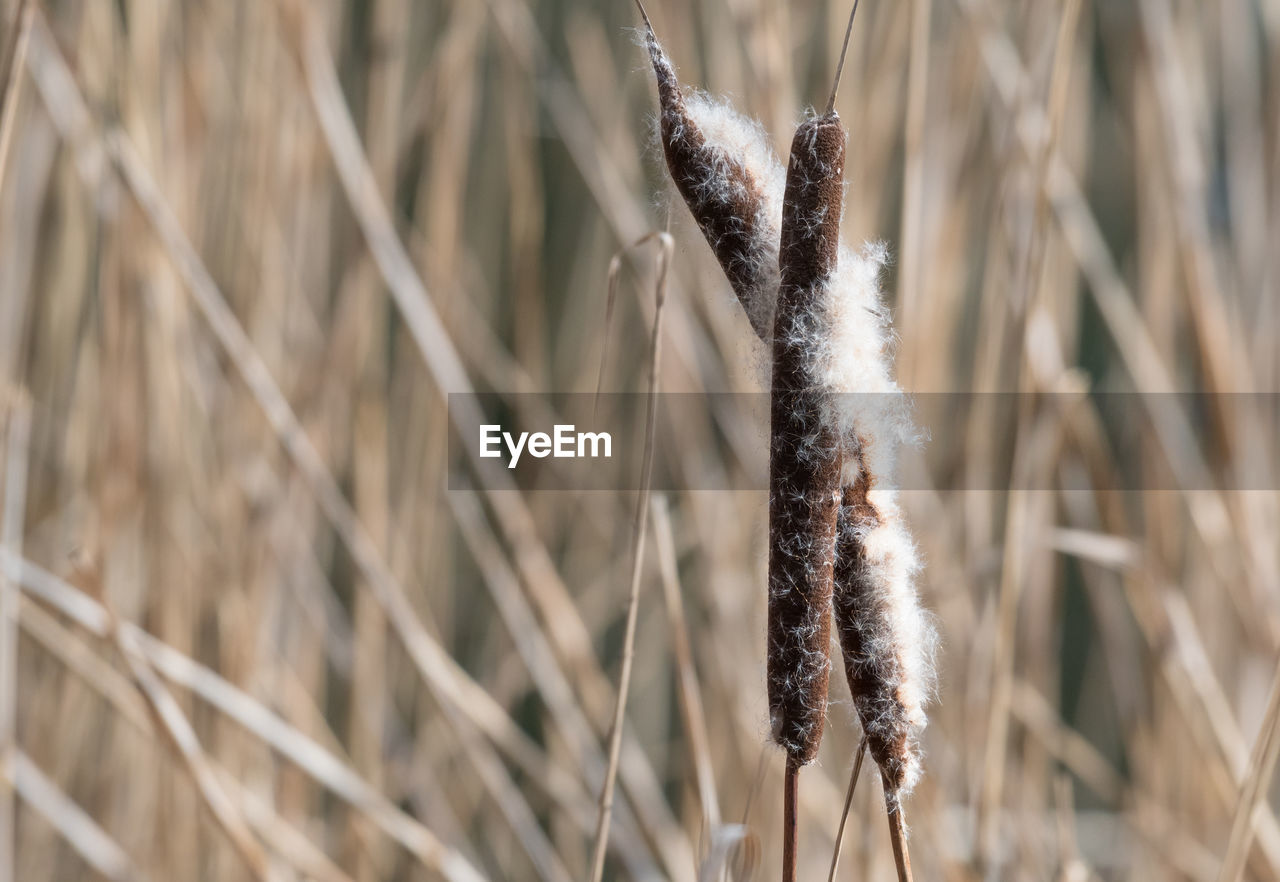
[827,736,868,882]
[594,252,624,416]
[589,231,673,882]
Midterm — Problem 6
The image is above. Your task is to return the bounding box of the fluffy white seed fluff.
[821,243,935,797]
[816,242,914,483]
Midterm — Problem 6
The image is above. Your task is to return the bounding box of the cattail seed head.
[833,444,934,800]
[635,5,936,796]
[639,23,783,341]
[767,112,847,765]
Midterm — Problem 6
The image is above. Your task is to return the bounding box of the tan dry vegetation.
[1,0,1279,880]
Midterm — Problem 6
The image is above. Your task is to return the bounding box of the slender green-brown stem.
[782,759,800,882]
[827,737,868,882]
[884,775,914,882]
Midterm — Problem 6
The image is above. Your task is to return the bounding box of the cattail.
[635,1,934,875]
[637,0,932,788]
[767,112,846,767]
[820,233,933,811]
[768,107,846,882]
[833,444,932,802]
[635,2,784,341]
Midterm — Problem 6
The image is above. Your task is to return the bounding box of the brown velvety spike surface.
[833,450,913,793]
[767,114,846,765]
[642,30,776,342]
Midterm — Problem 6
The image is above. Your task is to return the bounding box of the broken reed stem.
[884,774,914,882]
[827,736,868,882]
[588,231,672,882]
[826,0,861,115]
[594,253,624,417]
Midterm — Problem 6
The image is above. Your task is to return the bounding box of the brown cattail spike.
[767,111,847,766]
[638,12,781,342]
[833,444,918,796]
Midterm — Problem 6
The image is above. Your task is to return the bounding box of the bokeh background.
[2,0,1279,879]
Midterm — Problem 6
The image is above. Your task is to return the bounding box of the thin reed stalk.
[652,494,721,828]
[0,395,30,882]
[827,736,867,882]
[589,231,672,882]
[5,751,145,882]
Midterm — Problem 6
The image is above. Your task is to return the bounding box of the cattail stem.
[884,774,914,882]
[782,758,800,882]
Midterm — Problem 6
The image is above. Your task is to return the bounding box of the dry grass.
[1,0,1279,880]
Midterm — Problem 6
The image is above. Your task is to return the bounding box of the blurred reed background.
[1,0,1279,879]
